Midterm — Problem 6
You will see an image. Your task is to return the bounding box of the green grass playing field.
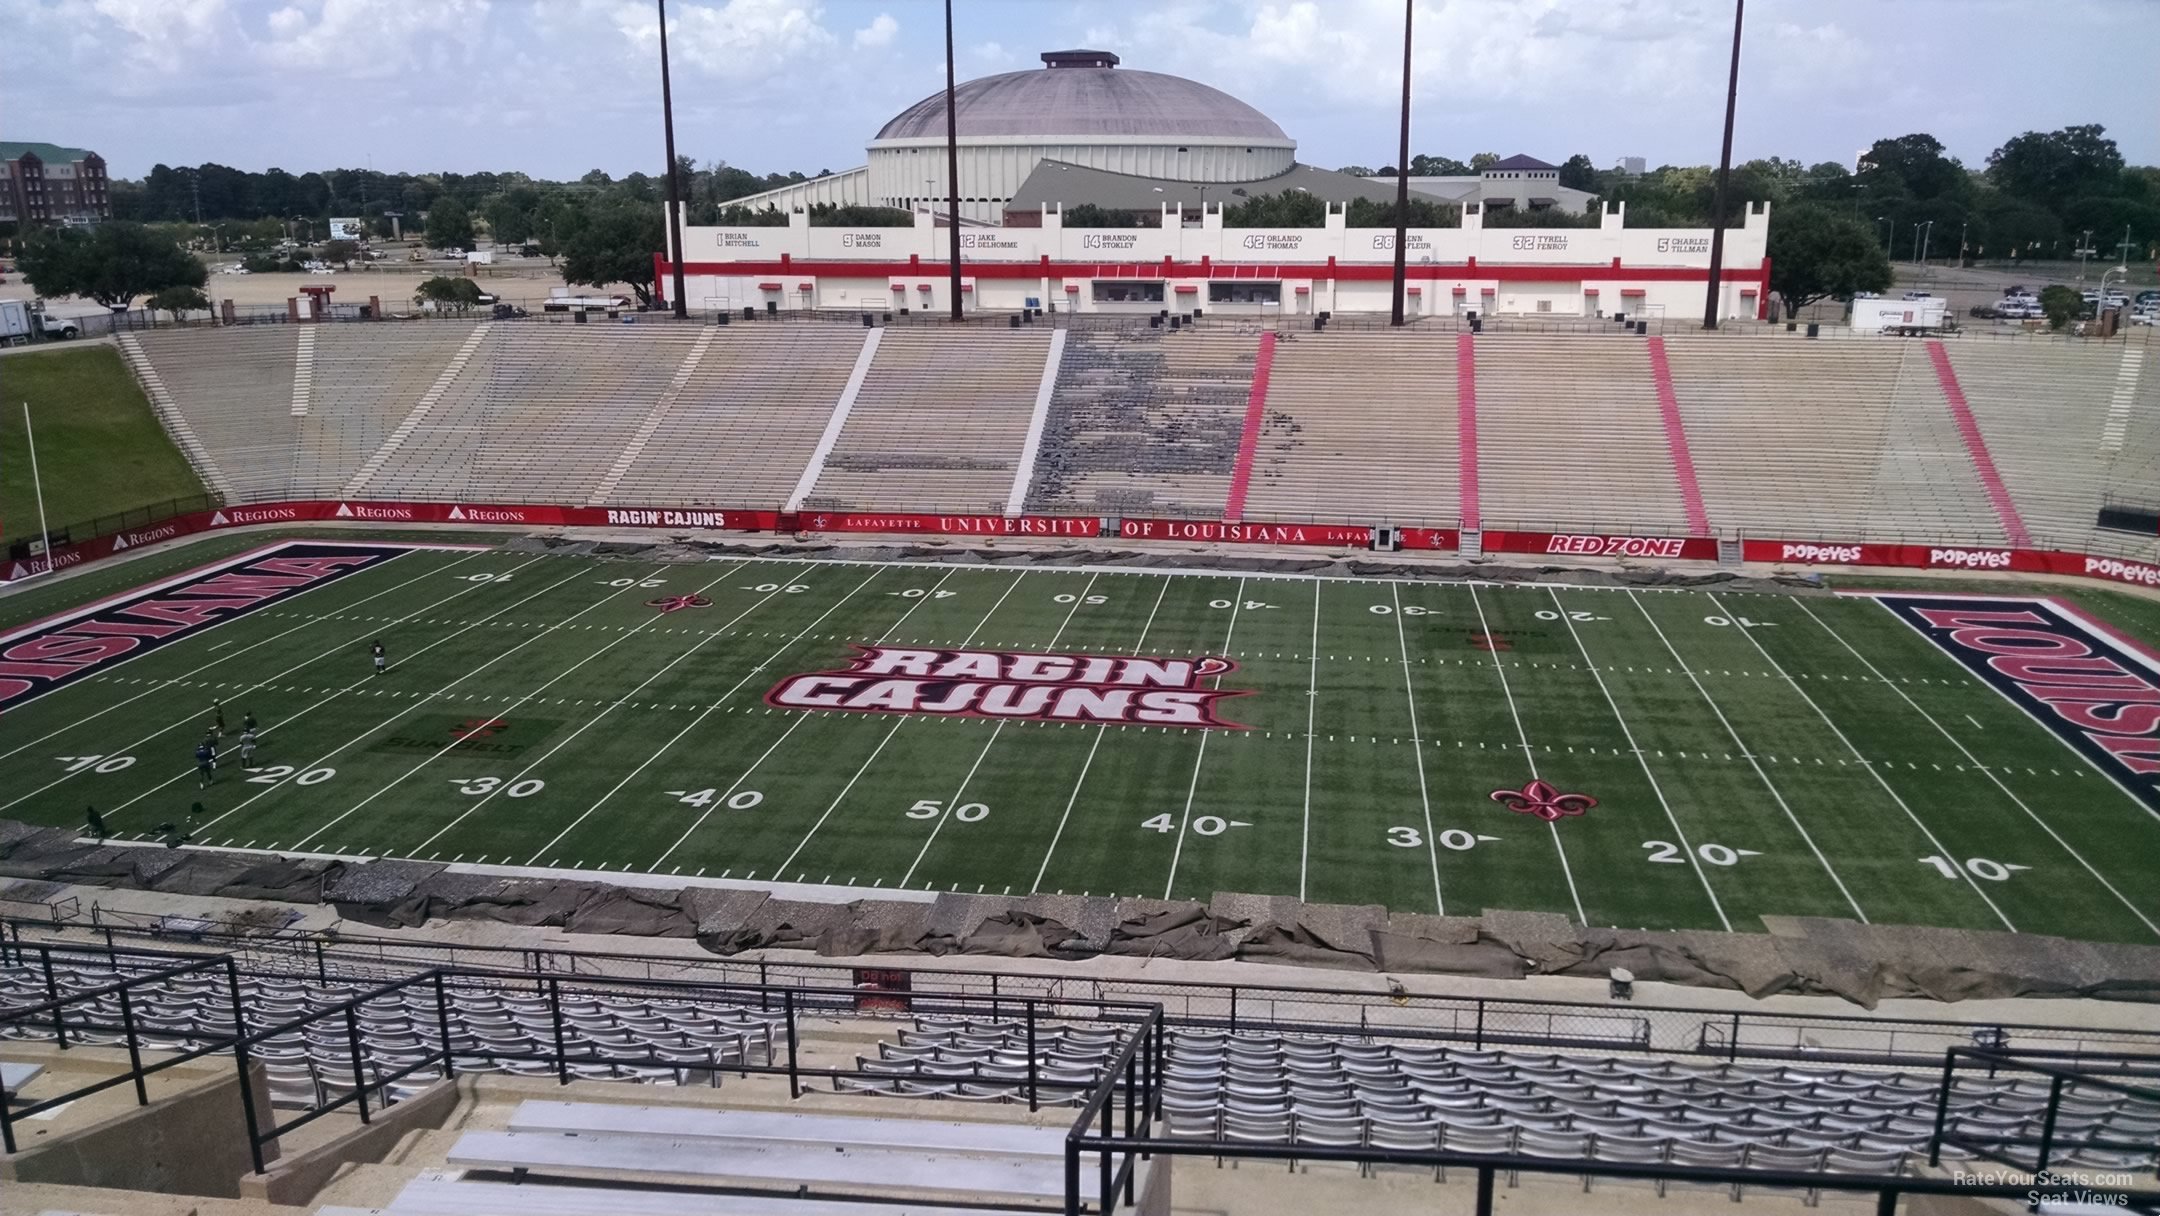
[7,538,2160,944]
[1,347,207,545]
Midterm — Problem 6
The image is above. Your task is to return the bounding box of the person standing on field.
[372,639,387,676]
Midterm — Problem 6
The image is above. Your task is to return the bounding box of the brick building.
[0,142,112,226]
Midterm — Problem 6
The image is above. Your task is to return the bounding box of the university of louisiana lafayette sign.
[766,645,1250,729]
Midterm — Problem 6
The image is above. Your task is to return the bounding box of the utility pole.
[1389,0,1413,327]
[943,0,964,321]
[1702,0,1745,330]
[657,0,690,318]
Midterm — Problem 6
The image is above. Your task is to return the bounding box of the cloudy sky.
[7,0,2156,182]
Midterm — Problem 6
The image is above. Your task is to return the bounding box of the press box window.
[1093,282,1165,303]
[1209,282,1281,304]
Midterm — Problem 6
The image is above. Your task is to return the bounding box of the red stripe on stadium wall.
[1457,334,1482,531]
[1221,331,1277,522]
[1645,338,1712,536]
[656,257,1769,287]
[1926,341,2033,549]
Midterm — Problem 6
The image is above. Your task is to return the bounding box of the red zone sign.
[1877,594,2160,813]
[766,645,1250,729]
[0,542,416,712]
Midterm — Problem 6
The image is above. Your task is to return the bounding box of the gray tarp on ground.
[10,816,2160,1007]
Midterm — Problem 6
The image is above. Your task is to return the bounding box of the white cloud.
[616,0,837,77]
[853,11,897,49]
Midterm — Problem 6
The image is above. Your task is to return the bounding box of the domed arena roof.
[874,50,1290,144]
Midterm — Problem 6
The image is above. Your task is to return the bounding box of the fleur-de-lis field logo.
[1490,779,1597,822]
[647,594,713,614]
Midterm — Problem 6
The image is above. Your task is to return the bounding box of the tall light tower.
[1702,0,1745,330]
[1390,0,1413,327]
[943,0,964,321]
[657,0,689,318]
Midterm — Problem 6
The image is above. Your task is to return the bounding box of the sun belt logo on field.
[766,645,1249,729]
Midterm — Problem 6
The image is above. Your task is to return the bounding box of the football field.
[6,538,2160,944]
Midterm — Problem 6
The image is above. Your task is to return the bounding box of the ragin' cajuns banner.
[0,541,416,711]
[767,644,1249,729]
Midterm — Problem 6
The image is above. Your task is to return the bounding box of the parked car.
[2002,285,2035,299]
[2135,289,2159,307]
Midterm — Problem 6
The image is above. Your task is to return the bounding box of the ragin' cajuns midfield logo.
[766,646,1249,729]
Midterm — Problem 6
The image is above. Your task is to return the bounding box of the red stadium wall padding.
[9,500,2160,600]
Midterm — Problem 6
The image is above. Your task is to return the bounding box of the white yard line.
[1299,580,1322,903]
[1549,588,1731,932]
[1469,584,1587,925]
[1873,599,2160,831]
[285,566,688,852]
[405,563,752,854]
[8,552,541,817]
[773,571,1028,877]
[1626,589,1869,923]
[1032,575,1174,892]
[1163,578,1244,900]
[182,563,633,838]
[1800,599,2158,939]
[1,547,488,765]
[1704,591,2016,933]
[1389,583,1447,917]
[899,573,1096,888]
[635,567,932,870]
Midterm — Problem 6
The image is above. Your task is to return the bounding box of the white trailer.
[1852,296,1948,335]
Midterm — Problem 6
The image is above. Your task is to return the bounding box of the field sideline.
[5,539,2159,944]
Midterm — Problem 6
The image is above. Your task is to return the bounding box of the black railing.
[222,961,1163,1174]
[19,915,2160,1072]
[0,944,253,1155]
[1928,1046,2160,1179]
[3,492,223,554]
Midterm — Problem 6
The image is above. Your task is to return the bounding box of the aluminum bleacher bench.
[383,1176,1044,1215]
[446,1129,1072,1200]
[505,1098,1073,1158]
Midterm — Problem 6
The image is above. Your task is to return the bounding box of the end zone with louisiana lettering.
[1875,593,2160,814]
[0,541,467,712]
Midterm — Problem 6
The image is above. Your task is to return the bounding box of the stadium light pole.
[1701,0,1744,330]
[657,0,689,319]
[1390,0,1413,328]
[943,0,964,321]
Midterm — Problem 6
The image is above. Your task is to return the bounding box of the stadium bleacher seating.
[1475,335,1692,534]
[1024,327,1256,517]
[1241,330,1463,524]
[106,320,2160,562]
[127,328,303,501]
[802,328,1051,514]
[8,946,2155,1195]
[599,326,865,508]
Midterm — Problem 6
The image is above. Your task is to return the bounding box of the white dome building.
[718,50,1298,225]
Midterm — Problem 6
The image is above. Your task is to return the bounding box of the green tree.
[1411,153,1472,176]
[414,276,483,309]
[146,285,212,318]
[424,196,475,250]
[1857,134,1968,201]
[2037,284,2084,330]
[1764,204,1892,317]
[1345,196,1459,228]
[321,239,359,268]
[483,188,540,245]
[1469,152,1501,171]
[1220,192,1330,228]
[1558,154,1600,192]
[711,204,792,227]
[560,197,665,308]
[18,222,208,310]
[1058,203,1151,228]
[1988,124,2125,211]
[806,204,915,226]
